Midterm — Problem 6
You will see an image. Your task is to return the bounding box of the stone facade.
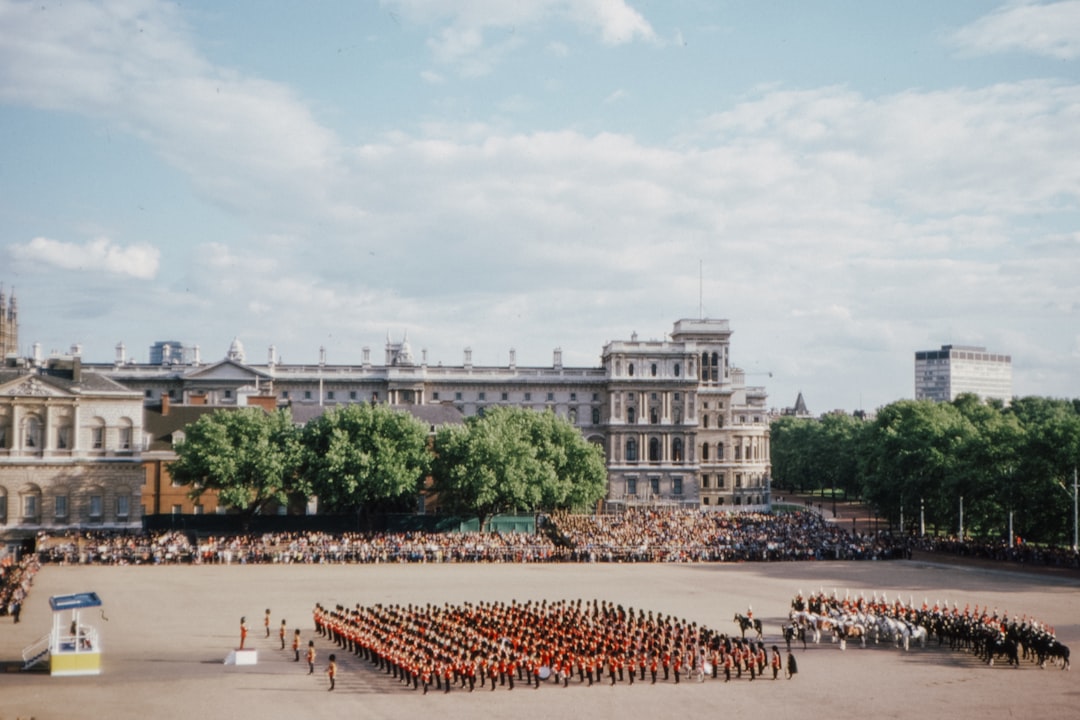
[0,356,144,542]
[92,318,770,511]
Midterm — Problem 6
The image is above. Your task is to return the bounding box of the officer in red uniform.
[327,653,337,691]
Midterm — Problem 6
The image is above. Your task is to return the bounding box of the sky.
[1,0,1078,415]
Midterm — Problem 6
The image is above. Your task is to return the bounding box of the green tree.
[1007,397,1080,544]
[169,408,302,519]
[860,400,969,534]
[769,417,818,493]
[432,406,607,531]
[299,403,431,517]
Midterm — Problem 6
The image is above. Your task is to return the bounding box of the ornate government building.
[2,312,770,541]
[96,318,771,511]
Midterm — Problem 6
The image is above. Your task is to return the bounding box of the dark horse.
[734,613,763,640]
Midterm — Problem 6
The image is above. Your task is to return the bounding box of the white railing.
[22,632,50,670]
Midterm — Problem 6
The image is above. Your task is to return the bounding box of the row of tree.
[770,395,1080,544]
[168,404,608,529]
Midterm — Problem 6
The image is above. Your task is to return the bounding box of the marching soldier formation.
[311,598,796,694]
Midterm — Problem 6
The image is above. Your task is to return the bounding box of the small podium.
[225,648,258,665]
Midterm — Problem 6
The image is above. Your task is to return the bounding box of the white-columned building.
[90,318,771,512]
[914,344,1013,403]
[0,355,145,543]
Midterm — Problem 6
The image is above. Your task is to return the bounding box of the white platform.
[224,648,258,665]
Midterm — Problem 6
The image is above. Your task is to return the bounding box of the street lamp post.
[1055,467,1078,553]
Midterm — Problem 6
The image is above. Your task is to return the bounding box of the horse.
[899,621,928,651]
[985,635,1019,667]
[734,613,763,641]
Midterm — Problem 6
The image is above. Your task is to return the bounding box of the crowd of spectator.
[547,509,904,562]
[35,529,559,565]
[31,509,910,566]
[909,535,1080,570]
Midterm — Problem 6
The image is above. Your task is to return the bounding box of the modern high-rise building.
[914,344,1012,403]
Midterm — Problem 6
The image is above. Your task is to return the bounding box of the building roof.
[0,361,139,397]
[288,401,464,429]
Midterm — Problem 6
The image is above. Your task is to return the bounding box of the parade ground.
[2,558,1077,720]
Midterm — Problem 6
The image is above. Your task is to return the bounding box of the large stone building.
[914,344,1013,404]
[92,318,771,512]
[0,355,145,545]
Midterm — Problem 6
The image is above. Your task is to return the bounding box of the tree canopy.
[431,406,607,531]
[169,408,302,517]
[299,402,432,514]
[770,395,1080,544]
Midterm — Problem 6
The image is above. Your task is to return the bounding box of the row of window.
[622,362,683,378]
[701,495,764,507]
[625,477,683,496]
[0,493,132,524]
[0,418,135,451]
[623,438,764,463]
[700,473,764,489]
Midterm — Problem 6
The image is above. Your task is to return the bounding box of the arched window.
[650,363,657,377]
[90,417,106,450]
[674,363,680,378]
[628,363,635,377]
[672,438,683,462]
[118,417,134,450]
[626,438,638,462]
[701,353,709,381]
[627,407,636,424]
[717,442,724,460]
[702,443,709,461]
[648,437,660,462]
[711,352,719,382]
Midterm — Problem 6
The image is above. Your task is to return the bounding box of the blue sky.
[1,0,1078,414]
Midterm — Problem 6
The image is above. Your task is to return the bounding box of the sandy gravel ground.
[2,559,1077,720]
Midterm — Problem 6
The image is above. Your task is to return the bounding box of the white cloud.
[10,236,160,279]
[386,0,655,72]
[603,89,627,104]
[2,1,1078,406]
[950,0,1080,59]
[0,0,341,221]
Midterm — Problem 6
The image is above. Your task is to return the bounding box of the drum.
[538,666,552,680]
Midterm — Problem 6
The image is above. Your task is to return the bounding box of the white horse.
[899,621,928,651]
